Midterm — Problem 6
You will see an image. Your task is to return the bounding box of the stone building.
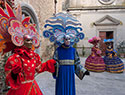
[63,0,125,56]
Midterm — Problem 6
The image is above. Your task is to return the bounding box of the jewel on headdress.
[23,34,33,40]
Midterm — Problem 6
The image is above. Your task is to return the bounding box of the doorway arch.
[21,3,40,55]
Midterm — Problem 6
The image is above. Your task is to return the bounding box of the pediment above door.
[94,15,121,26]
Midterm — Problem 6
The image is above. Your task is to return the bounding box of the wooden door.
[99,31,107,56]
[99,31,114,55]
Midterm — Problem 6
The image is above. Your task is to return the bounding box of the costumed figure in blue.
[103,39,124,73]
[43,12,90,95]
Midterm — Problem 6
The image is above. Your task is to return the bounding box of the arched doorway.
[21,3,40,55]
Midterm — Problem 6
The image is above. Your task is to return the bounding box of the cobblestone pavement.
[35,57,125,95]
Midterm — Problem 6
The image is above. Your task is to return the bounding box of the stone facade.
[64,0,125,56]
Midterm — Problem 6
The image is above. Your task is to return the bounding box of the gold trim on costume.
[93,47,98,50]
[27,83,33,95]
[106,69,124,73]
[85,64,105,69]
[59,60,74,65]
[106,65,124,70]
[106,63,124,67]
[85,67,105,72]
[107,48,113,51]
[36,63,42,72]
[86,62,105,66]
[21,80,34,84]
[33,85,37,94]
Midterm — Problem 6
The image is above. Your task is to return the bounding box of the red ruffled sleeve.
[4,54,22,89]
[35,54,56,73]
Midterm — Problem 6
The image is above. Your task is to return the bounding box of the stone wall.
[69,0,125,7]
[0,55,10,95]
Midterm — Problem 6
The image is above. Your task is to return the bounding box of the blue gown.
[53,45,85,95]
[103,49,124,73]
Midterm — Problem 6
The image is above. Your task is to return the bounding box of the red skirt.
[7,80,43,95]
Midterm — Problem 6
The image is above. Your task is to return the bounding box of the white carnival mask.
[64,35,71,46]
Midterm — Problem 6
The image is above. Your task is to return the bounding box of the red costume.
[0,3,56,95]
[5,46,55,95]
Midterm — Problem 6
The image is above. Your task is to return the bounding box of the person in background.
[85,36,105,72]
[103,39,124,73]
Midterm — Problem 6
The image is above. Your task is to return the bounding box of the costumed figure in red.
[0,3,56,95]
[85,36,105,72]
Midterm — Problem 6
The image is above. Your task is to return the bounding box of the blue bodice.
[57,46,75,60]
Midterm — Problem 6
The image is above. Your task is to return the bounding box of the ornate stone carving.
[98,0,115,5]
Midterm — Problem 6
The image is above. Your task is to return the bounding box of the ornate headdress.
[43,12,84,46]
[0,3,40,54]
[88,36,101,44]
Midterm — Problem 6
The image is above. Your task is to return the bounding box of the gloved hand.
[47,59,57,66]
[12,65,21,74]
[85,70,90,75]
[46,59,57,72]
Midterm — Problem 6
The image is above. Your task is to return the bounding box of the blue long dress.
[103,48,124,73]
[53,45,83,95]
